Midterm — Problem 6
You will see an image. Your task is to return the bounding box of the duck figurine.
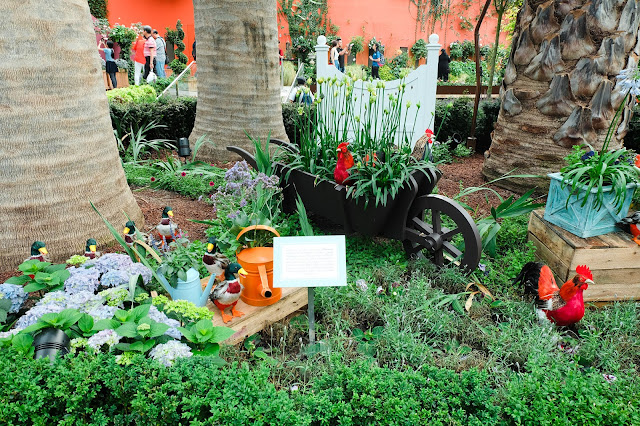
[203,237,229,280]
[209,262,247,323]
[156,206,179,246]
[123,221,141,248]
[617,212,640,246]
[27,241,49,262]
[84,238,101,259]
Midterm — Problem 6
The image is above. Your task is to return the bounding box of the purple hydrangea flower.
[581,151,595,161]
[86,253,134,275]
[100,270,131,288]
[126,263,152,284]
[87,304,117,320]
[0,283,28,313]
[15,303,65,329]
[149,340,193,366]
[64,267,100,294]
[87,329,121,351]
[148,306,182,339]
[66,291,105,313]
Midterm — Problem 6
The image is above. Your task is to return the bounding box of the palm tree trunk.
[483,0,639,192]
[190,0,289,162]
[0,0,143,269]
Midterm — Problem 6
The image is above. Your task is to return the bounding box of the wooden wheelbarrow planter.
[228,140,482,271]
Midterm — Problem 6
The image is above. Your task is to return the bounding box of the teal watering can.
[155,268,216,307]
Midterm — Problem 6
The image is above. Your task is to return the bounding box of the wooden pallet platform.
[200,276,308,345]
[528,209,640,302]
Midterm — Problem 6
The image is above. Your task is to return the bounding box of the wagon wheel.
[402,194,481,272]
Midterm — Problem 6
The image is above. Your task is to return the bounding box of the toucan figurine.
[203,237,229,280]
[617,212,640,246]
[209,263,247,323]
[156,206,179,246]
[84,238,101,259]
[28,241,49,262]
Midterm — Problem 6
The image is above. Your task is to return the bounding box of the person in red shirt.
[142,26,156,81]
[131,35,146,85]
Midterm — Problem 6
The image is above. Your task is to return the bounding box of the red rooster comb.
[337,142,349,152]
[576,265,593,280]
[425,129,434,136]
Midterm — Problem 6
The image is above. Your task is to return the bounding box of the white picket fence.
[314,34,441,149]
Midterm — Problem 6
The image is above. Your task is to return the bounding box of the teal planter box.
[544,173,636,238]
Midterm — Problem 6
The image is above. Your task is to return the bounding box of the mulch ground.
[0,155,522,282]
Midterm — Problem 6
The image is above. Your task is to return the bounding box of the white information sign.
[273,236,347,288]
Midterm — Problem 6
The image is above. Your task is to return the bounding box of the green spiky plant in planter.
[544,66,640,238]
[168,20,188,75]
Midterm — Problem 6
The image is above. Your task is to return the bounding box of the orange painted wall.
[277,0,508,64]
[107,0,196,62]
[107,1,507,66]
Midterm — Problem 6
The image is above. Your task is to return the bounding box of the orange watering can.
[236,225,281,307]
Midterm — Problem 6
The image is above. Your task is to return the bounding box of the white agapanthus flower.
[616,65,640,98]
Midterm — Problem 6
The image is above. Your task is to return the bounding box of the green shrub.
[106,85,156,104]
[281,101,316,146]
[344,64,366,80]
[88,0,107,19]
[148,76,176,94]
[410,39,428,62]
[109,97,197,144]
[434,98,500,152]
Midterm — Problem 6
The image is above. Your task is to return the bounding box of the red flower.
[150,177,156,182]
[209,181,215,186]
[181,172,186,177]
[635,154,640,168]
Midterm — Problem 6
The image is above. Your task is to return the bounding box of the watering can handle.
[236,225,281,241]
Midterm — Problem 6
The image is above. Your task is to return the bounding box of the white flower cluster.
[87,329,121,351]
[149,340,193,366]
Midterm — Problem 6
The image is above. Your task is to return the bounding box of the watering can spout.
[258,265,272,298]
[155,271,176,299]
[200,273,217,306]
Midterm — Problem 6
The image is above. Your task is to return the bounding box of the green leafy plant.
[349,36,364,56]
[0,299,13,325]
[106,85,157,104]
[157,240,208,287]
[177,319,234,357]
[113,117,173,164]
[410,39,428,63]
[243,334,277,364]
[449,42,463,60]
[352,326,383,357]
[151,295,214,325]
[110,304,170,354]
[21,309,84,336]
[66,255,89,266]
[6,259,70,293]
[246,131,275,175]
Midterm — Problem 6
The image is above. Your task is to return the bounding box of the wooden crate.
[200,276,308,345]
[528,209,640,302]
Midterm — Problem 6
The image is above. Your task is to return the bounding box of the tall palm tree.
[483,0,640,192]
[0,0,143,269]
[190,0,289,162]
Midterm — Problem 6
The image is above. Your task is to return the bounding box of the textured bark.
[537,74,576,116]
[483,0,638,192]
[0,0,143,268]
[190,0,289,162]
[503,89,523,116]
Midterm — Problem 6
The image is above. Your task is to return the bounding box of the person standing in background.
[437,48,450,82]
[99,40,118,89]
[330,40,339,70]
[152,30,166,78]
[192,40,196,61]
[131,34,146,85]
[142,26,156,81]
[336,37,351,73]
[369,43,381,79]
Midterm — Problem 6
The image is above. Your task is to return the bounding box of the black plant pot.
[34,328,70,361]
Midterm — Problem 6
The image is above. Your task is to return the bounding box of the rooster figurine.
[203,237,229,280]
[334,142,355,185]
[209,262,247,323]
[514,262,593,326]
[84,238,101,259]
[156,206,179,246]
[617,212,640,246]
[27,241,49,262]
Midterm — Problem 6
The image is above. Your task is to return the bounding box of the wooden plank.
[594,232,630,248]
[582,268,640,286]
[529,213,575,266]
[200,276,308,345]
[528,232,571,281]
[569,245,640,271]
[532,210,589,249]
[583,283,640,302]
